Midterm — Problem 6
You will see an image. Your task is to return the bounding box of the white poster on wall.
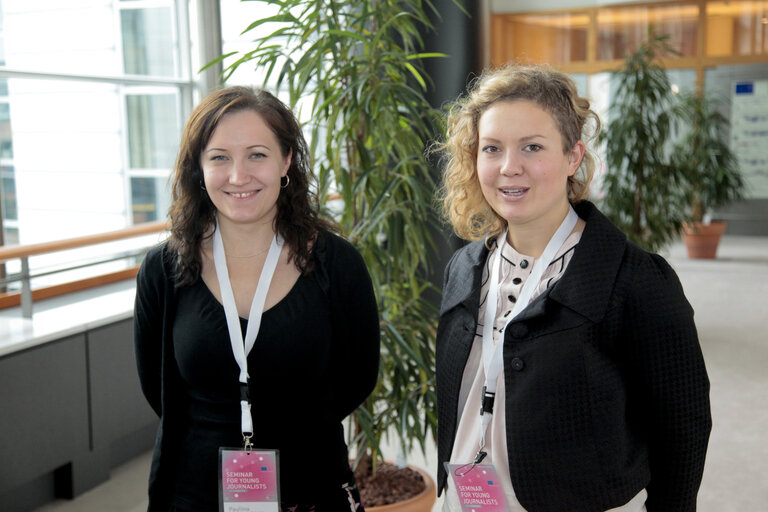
[730,80,768,198]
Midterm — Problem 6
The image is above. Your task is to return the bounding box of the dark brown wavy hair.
[167,86,334,286]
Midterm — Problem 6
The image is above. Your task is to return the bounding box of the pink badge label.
[220,449,279,512]
[445,463,509,511]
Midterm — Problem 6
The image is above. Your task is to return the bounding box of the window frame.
[491,0,768,89]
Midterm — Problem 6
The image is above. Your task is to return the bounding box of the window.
[121,5,178,76]
[1,164,17,244]
[0,0,15,247]
[130,175,171,224]
[0,0,206,288]
[707,1,768,57]
[492,2,739,69]
[491,0,768,214]
[491,12,590,66]
[0,0,193,250]
[0,92,11,159]
[597,4,699,60]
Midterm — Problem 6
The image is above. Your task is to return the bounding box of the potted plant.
[671,90,745,258]
[599,33,689,252]
[208,0,459,508]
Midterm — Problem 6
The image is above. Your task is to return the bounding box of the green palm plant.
[671,90,744,223]
[600,33,688,252]
[209,0,456,482]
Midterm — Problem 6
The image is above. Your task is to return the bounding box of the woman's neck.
[505,204,572,258]
[216,216,276,258]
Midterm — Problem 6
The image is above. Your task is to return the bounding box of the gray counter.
[0,281,157,512]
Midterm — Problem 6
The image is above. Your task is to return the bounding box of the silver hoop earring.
[280,175,290,189]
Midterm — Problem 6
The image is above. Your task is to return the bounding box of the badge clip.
[480,385,495,415]
[243,434,253,454]
[454,450,487,477]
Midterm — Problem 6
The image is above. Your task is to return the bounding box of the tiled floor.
[30,235,768,512]
[666,237,768,512]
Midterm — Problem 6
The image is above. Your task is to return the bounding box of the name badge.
[444,462,509,511]
[219,448,280,512]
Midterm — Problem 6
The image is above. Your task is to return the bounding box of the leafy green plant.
[671,91,744,224]
[211,0,452,479]
[600,33,688,252]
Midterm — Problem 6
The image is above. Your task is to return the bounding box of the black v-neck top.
[134,229,380,510]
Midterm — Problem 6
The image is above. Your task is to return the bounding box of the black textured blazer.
[435,201,711,512]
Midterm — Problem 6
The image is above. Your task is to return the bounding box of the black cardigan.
[436,201,711,512]
[134,229,380,510]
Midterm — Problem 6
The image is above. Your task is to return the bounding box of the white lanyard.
[476,206,578,457]
[212,218,283,447]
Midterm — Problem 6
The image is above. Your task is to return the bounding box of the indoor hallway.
[27,235,768,512]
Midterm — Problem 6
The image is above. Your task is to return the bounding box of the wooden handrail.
[0,268,141,310]
[0,220,170,317]
[0,220,170,263]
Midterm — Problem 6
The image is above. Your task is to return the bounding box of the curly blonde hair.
[438,63,600,242]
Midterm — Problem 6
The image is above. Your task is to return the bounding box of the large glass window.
[125,91,180,169]
[0,97,10,159]
[597,4,699,60]
[0,0,198,294]
[0,0,15,248]
[0,0,189,252]
[220,0,279,87]
[707,1,768,57]
[125,89,179,223]
[491,12,589,66]
[130,175,171,224]
[492,3,701,67]
[3,3,122,75]
[120,2,183,230]
[4,78,127,239]
[0,163,17,248]
[121,5,178,76]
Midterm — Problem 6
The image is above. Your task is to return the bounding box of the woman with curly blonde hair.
[435,64,710,512]
[439,64,596,243]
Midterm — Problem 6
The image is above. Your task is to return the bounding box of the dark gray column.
[420,1,483,302]
[422,1,483,110]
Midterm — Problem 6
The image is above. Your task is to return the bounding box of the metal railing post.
[20,256,33,318]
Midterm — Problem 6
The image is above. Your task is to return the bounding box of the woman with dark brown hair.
[134,86,379,511]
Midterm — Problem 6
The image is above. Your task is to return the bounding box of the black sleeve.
[626,254,712,512]
[133,245,168,417]
[325,233,380,421]
[434,249,458,497]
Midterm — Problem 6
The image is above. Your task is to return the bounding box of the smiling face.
[201,109,291,229]
[476,99,584,237]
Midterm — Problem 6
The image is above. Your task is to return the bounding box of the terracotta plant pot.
[366,464,436,512]
[682,221,727,259]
